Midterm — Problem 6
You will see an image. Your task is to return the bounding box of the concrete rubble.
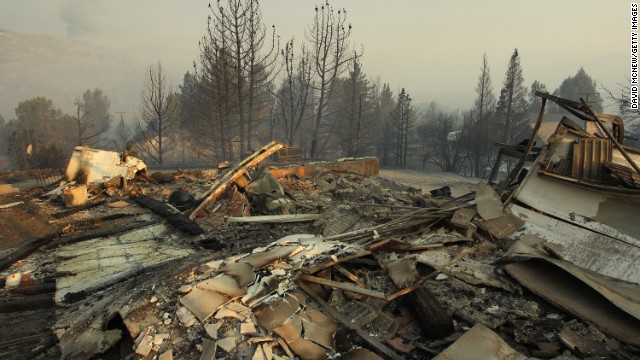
[0,94,639,359]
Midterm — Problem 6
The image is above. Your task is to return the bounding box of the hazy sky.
[0,0,630,111]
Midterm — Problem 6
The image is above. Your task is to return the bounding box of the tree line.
[1,0,634,173]
[0,89,113,170]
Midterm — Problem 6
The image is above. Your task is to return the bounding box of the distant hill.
[0,30,145,121]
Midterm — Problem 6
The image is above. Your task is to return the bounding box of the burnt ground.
[0,190,57,252]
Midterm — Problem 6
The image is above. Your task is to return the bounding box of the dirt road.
[379,168,480,197]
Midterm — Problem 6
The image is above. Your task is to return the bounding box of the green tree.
[73,89,112,147]
[527,80,548,114]
[418,108,465,172]
[178,71,199,133]
[376,83,395,165]
[556,68,603,113]
[81,88,112,133]
[14,97,64,139]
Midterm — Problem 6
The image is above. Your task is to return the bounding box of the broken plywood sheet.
[241,245,303,269]
[315,206,376,237]
[502,239,640,346]
[55,224,193,303]
[510,204,640,283]
[417,250,515,292]
[475,182,504,220]
[65,146,146,184]
[558,327,610,358]
[475,212,524,240]
[450,207,477,227]
[433,324,528,360]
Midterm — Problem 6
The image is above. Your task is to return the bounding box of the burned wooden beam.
[46,220,159,248]
[51,199,107,219]
[404,286,454,338]
[226,214,321,223]
[189,141,285,219]
[0,293,54,313]
[135,195,204,235]
[297,279,404,360]
[298,274,387,300]
[0,231,63,271]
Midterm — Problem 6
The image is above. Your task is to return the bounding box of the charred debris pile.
[1,96,640,360]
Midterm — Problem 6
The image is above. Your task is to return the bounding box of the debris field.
[1,102,640,360]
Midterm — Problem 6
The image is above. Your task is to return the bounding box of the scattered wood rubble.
[0,95,639,359]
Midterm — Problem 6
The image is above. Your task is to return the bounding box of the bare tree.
[602,81,640,144]
[135,62,179,165]
[192,0,279,160]
[195,8,236,161]
[113,112,132,150]
[276,39,313,147]
[73,96,109,147]
[306,1,358,158]
[242,0,280,153]
[527,80,548,114]
[418,109,465,172]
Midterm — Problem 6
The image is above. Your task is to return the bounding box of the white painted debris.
[5,272,21,287]
[65,146,146,184]
[0,201,23,209]
[176,306,197,327]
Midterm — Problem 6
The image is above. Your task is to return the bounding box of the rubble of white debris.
[1,112,639,360]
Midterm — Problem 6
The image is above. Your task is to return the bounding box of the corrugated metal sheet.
[509,204,640,283]
[571,138,612,182]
